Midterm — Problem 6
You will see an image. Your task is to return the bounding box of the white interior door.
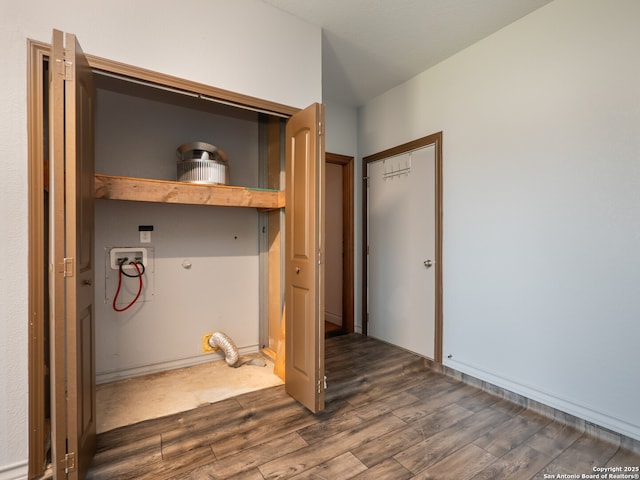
[367,145,436,359]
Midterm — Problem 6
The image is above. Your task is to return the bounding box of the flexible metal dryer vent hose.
[208,331,240,367]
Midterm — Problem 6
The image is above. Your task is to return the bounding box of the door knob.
[295,267,301,274]
[423,260,433,268]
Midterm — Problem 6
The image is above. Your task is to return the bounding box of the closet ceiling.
[262,0,553,106]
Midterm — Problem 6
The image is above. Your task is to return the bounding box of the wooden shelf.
[95,174,285,209]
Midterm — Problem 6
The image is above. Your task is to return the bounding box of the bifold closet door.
[285,103,326,413]
[50,29,96,480]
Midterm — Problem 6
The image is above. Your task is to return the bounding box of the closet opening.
[91,62,287,432]
[28,36,322,478]
[325,152,355,338]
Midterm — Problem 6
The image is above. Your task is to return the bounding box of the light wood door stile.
[49,29,97,480]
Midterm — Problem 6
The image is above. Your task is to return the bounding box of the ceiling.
[262,0,553,106]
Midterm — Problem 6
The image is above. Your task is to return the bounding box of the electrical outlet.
[140,230,151,243]
[202,333,219,353]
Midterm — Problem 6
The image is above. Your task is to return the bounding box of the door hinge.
[63,258,74,277]
[64,452,76,473]
[318,375,327,393]
[63,60,74,81]
[54,58,65,78]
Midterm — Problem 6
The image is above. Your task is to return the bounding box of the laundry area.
[96,353,282,433]
[92,69,285,432]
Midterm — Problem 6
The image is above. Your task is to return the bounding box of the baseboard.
[423,358,640,455]
[0,460,28,480]
[325,311,342,325]
[261,347,276,361]
[96,344,260,385]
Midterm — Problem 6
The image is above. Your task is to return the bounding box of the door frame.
[325,153,355,334]
[27,38,50,478]
[362,132,443,363]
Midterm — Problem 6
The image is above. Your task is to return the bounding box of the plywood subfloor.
[96,354,283,433]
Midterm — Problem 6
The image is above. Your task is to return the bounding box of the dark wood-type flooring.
[325,320,347,338]
[87,334,640,479]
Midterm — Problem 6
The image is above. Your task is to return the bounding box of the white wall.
[0,0,321,476]
[325,100,358,157]
[359,0,640,440]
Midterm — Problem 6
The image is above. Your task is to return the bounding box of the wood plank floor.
[87,334,640,479]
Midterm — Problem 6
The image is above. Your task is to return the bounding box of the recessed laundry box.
[176,141,230,184]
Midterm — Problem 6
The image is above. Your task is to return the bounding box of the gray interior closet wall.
[94,85,262,383]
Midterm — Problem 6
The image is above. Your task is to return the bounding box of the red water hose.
[112,261,143,312]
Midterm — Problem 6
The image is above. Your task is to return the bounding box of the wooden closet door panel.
[50,29,96,479]
[285,103,325,413]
